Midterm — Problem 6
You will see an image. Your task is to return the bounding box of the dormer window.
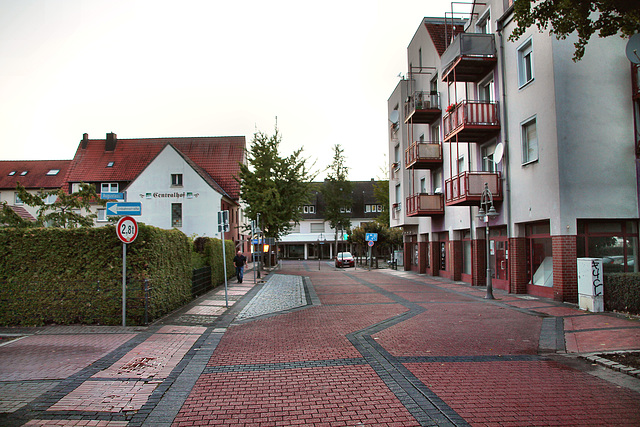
[47,169,60,176]
[20,171,28,176]
[106,162,115,167]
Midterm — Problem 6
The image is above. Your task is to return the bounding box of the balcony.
[405,141,442,169]
[443,100,500,142]
[445,172,502,206]
[404,91,441,124]
[406,193,444,217]
[441,33,497,82]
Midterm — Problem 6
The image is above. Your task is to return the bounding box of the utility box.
[577,258,604,312]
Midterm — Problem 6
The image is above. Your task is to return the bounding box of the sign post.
[365,233,378,271]
[116,216,138,326]
[218,211,230,307]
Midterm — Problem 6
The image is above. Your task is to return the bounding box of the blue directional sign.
[100,192,126,200]
[365,233,378,242]
[106,202,142,216]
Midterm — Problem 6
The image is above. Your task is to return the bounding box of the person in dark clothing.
[233,250,247,283]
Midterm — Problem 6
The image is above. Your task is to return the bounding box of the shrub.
[205,238,236,288]
[604,273,640,315]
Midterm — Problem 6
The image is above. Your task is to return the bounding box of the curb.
[580,350,640,378]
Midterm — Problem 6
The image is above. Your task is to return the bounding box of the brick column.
[472,239,485,287]
[403,242,412,271]
[418,242,428,274]
[429,241,440,276]
[552,235,578,303]
[509,237,528,294]
[451,240,462,281]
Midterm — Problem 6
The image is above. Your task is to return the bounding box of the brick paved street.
[1,261,639,426]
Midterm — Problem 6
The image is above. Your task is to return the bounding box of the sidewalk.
[0,261,639,426]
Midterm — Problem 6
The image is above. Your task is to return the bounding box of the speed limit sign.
[116,216,138,243]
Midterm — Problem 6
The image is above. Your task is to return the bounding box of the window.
[420,177,427,193]
[477,10,491,34]
[20,171,28,176]
[44,194,58,205]
[433,169,443,193]
[101,183,118,193]
[457,155,466,174]
[303,205,315,214]
[522,117,538,164]
[171,174,183,187]
[47,169,60,176]
[97,209,107,222]
[418,48,422,69]
[340,207,352,214]
[172,203,182,227]
[8,171,16,176]
[394,145,401,166]
[106,162,114,168]
[310,222,325,233]
[14,192,23,205]
[431,124,440,143]
[482,144,496,172]
[517,39,534,87]
[395,184,401,209]
[366,204,384,213]
[479,77,494,102]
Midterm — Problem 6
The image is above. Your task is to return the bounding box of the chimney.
[105,132,117,151]
[81,133,89,149]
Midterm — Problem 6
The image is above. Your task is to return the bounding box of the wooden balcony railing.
[445,172,502,206]
[443,100,500,142]
[406,193,445,216]
[405,141,442,169]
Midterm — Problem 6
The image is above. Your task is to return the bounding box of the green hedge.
[206,238,236,288]
[0,225,191,326]
[604,273,640,315]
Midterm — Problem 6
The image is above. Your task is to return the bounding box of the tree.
[321,144,353,256]
[0,183,104,228]
[509,0,640,61]
[373,180,390,226]
[238,127,316,242]
[349,221,403,267]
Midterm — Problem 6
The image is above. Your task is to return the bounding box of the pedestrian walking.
[233,250,247,283]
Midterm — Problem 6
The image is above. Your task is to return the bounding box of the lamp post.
[477,182,499,299]
[318,233,325,270]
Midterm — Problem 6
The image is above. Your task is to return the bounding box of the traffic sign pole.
[116,217,138,327]
[122,243,127,327]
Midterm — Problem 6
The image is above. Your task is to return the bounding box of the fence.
[192,266,213,298]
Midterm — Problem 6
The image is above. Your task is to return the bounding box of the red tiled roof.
[424,19,466,57]
[65,136,246,199]
[3,205,36,222]
[0,160,71,190]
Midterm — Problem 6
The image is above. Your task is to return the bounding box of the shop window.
[577,220,639,273]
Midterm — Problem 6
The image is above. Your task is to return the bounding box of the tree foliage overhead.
[321,144,353,254]
[237,127,316,240]
[0,183,104,228]
[509,0,640,61]
[372,179,390,227]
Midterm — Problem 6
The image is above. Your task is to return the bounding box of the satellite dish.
[626,33,640,64]
[494,143,504,164]
[389,110,399,124]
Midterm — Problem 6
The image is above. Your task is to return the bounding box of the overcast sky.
[0,0,469,181]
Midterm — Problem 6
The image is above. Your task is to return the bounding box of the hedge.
[206,238,236,288]
[0,225,191,326]
[604,273,640,315]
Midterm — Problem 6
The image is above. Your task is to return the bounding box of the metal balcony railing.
[404,91,441,124]
[445,172,502,206]
[406,193,444,216]
[405,141,442,169]
[443,100,500,142]
[441,33,497,81]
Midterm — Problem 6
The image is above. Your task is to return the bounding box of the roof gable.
[66,135,245,199]
[424,18,466,57]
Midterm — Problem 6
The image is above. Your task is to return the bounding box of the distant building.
[278,180,385,259]
[1,133,250,251]
[0,160,72,222]
[388,3,638,302]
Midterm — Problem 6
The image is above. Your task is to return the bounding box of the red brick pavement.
[174,263,640,426]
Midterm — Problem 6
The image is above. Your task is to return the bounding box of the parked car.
[335,252,355,268]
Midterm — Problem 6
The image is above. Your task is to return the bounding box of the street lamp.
[477,182,498,299]
[318,233,325,270]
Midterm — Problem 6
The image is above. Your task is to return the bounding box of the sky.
[0,0,469,181]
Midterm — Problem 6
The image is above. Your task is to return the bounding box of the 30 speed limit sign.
[116,216,138,243]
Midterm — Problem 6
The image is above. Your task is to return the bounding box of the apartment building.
[388,2,639,302]
[279,180,385,259]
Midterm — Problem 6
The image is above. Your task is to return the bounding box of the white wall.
[125,145,223,237]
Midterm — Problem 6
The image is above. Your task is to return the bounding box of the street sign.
[116,216,138,243]
[217,210,230,232]
[365,233,378,242]
[368,240,374,247]
[100,192,126,200]
[107,202,142,216]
